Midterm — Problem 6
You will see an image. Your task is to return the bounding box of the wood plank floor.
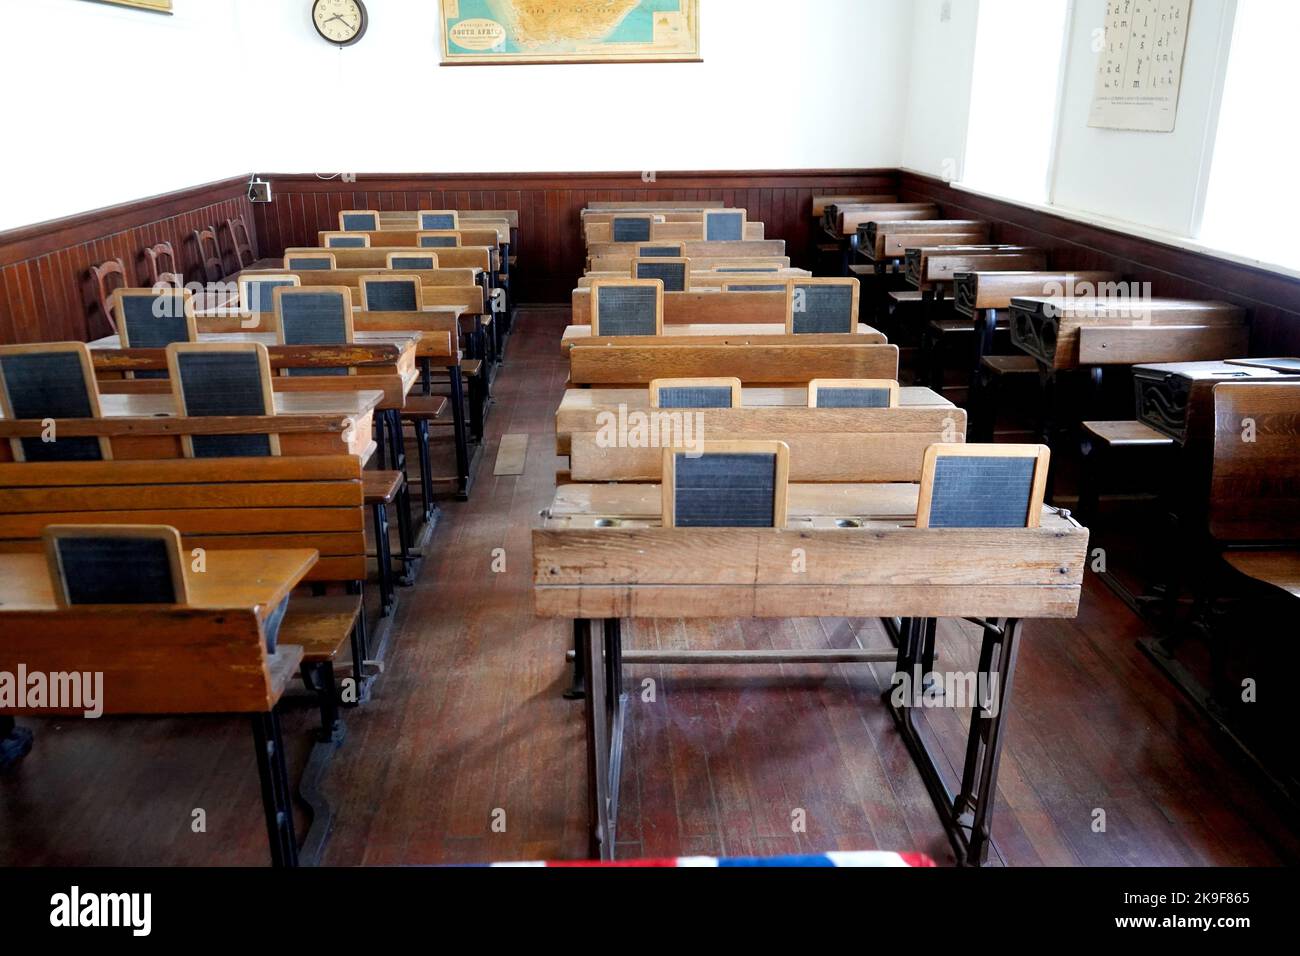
[2,305,1298,866]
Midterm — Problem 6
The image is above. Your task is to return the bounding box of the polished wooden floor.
[2,306,1297,867]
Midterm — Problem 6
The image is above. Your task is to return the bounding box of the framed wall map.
[439,0,700,65]
[1088,0,1191,132]
[88,0,173,12]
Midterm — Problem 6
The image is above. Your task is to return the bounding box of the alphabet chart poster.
[1089,0,1191,132]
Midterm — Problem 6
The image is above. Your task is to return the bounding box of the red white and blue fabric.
[491,851,934,867]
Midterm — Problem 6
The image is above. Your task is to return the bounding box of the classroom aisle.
[2,307,1297,868]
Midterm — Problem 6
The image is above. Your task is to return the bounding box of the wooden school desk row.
[544,208,1092,864]
[0,207,528,866]
[829,195,1300,802]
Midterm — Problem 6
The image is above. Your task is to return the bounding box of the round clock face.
[313,0,366,46]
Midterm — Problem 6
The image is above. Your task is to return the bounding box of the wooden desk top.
[0,548,318,613]
[534,484,1088,619]
[89,331,421,351]
[91,390,385,419]
[557,385,950,412]
[562,323,881,351]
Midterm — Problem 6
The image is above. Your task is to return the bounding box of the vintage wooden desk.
[0,546,318,866]
[533,481,1089,864]
[567,342,900,388]
[87,332,420,410]
[951,271,1123,401]
[560,323,884,352]
[1010,297,1250,371]
[573,288,801,327]
[556,385,959,481]
[0,388,382,462]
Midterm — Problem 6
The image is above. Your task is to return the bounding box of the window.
[1199,0,1300,270]
[960,0,1071,204]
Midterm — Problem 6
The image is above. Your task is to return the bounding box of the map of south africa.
[442,0,698,62]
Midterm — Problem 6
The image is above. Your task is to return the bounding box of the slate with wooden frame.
[649,377,743,409]
[611,216,655,243]
[635,242,684,259]
[359,275,422,313]
[807,378,899,408]
[44,524,189,608]
[719,277,790,294]
[283,251,337,272]
[417,210,459,231]
[113,288,198,349]
[415,231,461,248]
[321,232,371,248]
[632,257,690,293]
[240,274,301,318]
[915,443,1051,529]
[590,279,664,338]
[339,210,380,232]
[165,342,281,458]
[273,286,356,378]
[661,440,790,529]
[785,278,860,335]
[0,342,112,463]
[703,209,746,242]
[385,252,440,271]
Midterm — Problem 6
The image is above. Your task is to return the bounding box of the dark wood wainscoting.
[0,177,258,344]
[252,170,898,303]
[899,171,1300,355]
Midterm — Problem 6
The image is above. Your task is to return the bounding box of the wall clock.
[313,0,368,47]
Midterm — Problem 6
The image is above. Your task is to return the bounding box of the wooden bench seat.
[1077,421,1177,526]
[402,395,449,421]
[281,593,365,663]
[0,543,318,866]
[969,354,1042,441]
[364,469,404,505]
[0,455,373,732]
[1223,551,1300,601]
[1082,420,1176,448]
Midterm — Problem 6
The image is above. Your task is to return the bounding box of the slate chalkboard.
[286,257,333,271]
[927,455,1035,528]
[120,293,190,349]
[635,261,686,292]
[244,278,299,313]
[279,292,350,377]
[673,452,777,528]
[418,235,458,247]
[814,387,891,408]
[420,213,456,230]
[0,351,104,461]
[657,386,735,409]
[593,285,659,336]
[791,283,854,334]
[613,217,652,242]
[363,279,420,312]
[390,255,436,270]
[705,212,744,241]
[341,213,378,231]
[175,351,273,458]
[638,246,680,258]
[57,536,178,605]
[327,236,368,248]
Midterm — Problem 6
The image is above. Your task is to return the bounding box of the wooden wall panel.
[898,172,1300,355]
[0,177,258,344]
[251,170,899,303]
